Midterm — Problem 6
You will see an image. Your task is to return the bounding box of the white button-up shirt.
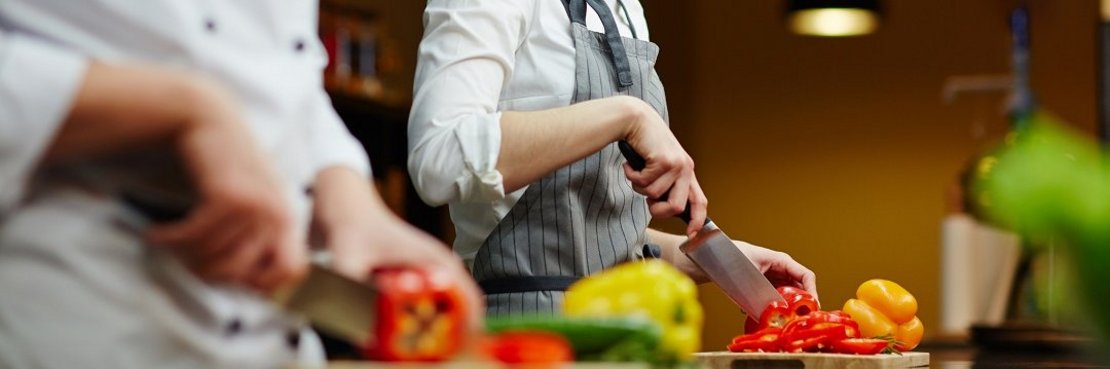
[0,1,369,368]
[408,0,649,265]
[0,0,369,213]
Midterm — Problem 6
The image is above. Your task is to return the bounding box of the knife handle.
[121,192,190,223]
[617,140,708,226]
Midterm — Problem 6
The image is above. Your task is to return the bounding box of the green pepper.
[563,260,703,362]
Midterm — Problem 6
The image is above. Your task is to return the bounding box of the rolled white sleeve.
[307,91,371,178]
[407,0,529,206]
[0,31,88,211]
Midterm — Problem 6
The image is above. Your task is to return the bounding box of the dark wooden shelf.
[316,0,449,244]
[327,88,408,124]
[327,89,408,172]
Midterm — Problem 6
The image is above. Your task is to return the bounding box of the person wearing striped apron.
[409,0,818,316]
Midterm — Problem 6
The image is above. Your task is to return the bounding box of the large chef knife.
[272,262,377,344]
[117,193,377,344]
[617,141,785,319]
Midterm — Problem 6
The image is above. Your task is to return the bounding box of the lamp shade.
[787,0,881,37]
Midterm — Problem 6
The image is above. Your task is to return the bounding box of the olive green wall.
[641,0,1097,350]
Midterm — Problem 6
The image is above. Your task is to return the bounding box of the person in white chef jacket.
[409,0,818,316]
[0,1,481,368]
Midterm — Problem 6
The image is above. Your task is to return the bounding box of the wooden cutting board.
[695,351,929,369]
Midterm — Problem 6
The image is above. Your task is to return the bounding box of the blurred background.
[318,0,1099,352]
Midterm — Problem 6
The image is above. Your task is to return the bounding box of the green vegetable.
[975,113,1110,345]
[972,116,1108,239]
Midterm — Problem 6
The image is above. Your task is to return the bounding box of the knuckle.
[678,156,692,168]
[673,154,688,167]
[693,196,708,206]
[660,155,678,167]
[649,205,669,216]
[281,259,309,282]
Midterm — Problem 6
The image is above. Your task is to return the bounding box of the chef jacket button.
[224,318,243,336]
[293,39,306,53]
[204,19,217,33]
[286,330,301,350]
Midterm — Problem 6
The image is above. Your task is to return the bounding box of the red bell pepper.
[362,268,467,362]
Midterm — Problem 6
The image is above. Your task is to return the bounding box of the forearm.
[44,62,224,164]
[497,95,649,193]
[310,166,392,250]
[646,228,710,283]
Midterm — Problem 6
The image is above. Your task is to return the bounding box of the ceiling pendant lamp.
[786,0,882,37]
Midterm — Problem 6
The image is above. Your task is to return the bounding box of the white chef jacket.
[408,0,650,266]
[0,1,369,368]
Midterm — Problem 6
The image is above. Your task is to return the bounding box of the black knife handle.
[121,193,190,223]
[617,140,708,225]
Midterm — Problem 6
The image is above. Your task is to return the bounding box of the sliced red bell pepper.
[731,288,898,356]
[782,322,852,343]
[746,287,821,333]
[728,327,782,353]
[779,316,855,353]
[778,286,819,316]
[782,335,829,353]
[757,300,793,330]
[829,338,891,355]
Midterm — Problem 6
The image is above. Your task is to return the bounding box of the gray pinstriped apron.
[472,0,669,316]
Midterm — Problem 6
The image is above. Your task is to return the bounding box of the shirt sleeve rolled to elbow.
[408,110,504,206]
[0,32,88,211]
[406,0,529,206]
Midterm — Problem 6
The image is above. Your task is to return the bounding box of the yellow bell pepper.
[842,279,924,351]
[564,260,703,361]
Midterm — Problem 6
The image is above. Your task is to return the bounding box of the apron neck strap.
[564,0,635,87]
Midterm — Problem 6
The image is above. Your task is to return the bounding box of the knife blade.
[617,141,785,318]
[679,227,783,319]
[117,193,378,344]
[272,263,377,344]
